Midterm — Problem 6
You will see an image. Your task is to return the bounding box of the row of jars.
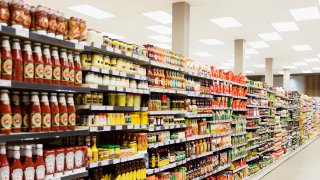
[0,36,82,86]
[0,0,87,41]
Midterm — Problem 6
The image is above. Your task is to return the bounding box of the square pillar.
[234,39,245,74]
[265,58,273,86]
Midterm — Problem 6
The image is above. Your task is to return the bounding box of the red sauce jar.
[35,5,48,35]
[0,0,10,26]
[21,92,30,132]
[9,0,24,29]
[50,93,59,131]
[67,94,75,130]
[73,146,84,171]
[47,8,57,38]
[54,148,64,177]
[10,146,23,180]
[42,45,52,84]
[58,93,67,130]
[29,92,41,132]
[12,38,23,81]
[60,49,69,86]
[11,91,22,133]
[34,144,45,180]
[23,41,34,82]
[1,36,12,80]
[22,4,31,30]
[43,149,55,179]
[0,89,12,134]
[67,51,74,86]
[64,147,74,175]
[74,52,82,87]
[40,92,51,132]
[51,47,61,85]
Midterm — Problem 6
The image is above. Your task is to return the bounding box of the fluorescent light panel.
[290,7,320,21]
[258,32,282,41]
[221,63,234,67]
[246,49,259,54]
[143,11,172,24]
[69,4,114,19]
[149,35,172,43]
[304,58,320,62]
[248,41,269,48]
[101,32,125,40]
[292,44,312,51]
[302,69,313,73]
[272,21,300,32]
[253,64,265,68]
[210,17,242,28]
[312,67,320,71]
[279,71,284,74]
[146,25,172,35]
[193,52,213,57]
[199,39,225,45]
[293,62,308,66]
[245,70,254,74]
[283,65,296,69]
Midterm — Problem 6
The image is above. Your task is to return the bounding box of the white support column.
[172,2,190,57]
[283,69,291,90]
[234,39,245,74]
[265,58,273,86]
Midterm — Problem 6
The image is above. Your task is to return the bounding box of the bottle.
[42,45,52,84]
[20,145,26,163]
[0,89,12,134]
[74,52,82,86]
[91,136,98,162]
[21,92,30,132]
[86,136,93,163]
[60,49,69,86]
[22,145,35,180]
[29,92,41,132]
[50,93,59,131]
[40,92,51,131]
[12,38,23,81]
[34,144,45,180]
[51,47,61,85]
[58,93,68,130]
[136,160,141,180]
[1,36,12,80]
[132,161,137,180]
[23,41,34,82]
[0,142,10,180]
[10,146,23,180]
[66,94,75,130]
[11,92,22,133]
[140,160,146,180]
[67,51,74,86]
[33,43,44,83]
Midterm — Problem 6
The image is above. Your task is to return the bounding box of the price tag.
[115,125,122,130]
[89,127,98,132]
[93,43,101,49]
[111,71,119,76]
[91,67,100,73]
[106,106,114,111]
[106,46,114,52]
[134,107,140,111]
[89,162,99,168]
[101,160,110,166]
[133,54,139,59]
[117,87,124,92]
[126,125,133,129]
[0,80,11,87]
[114,49,121,54]
[113,159,120,164]
[155,127,161,131]
[135,75,141,79]
[108,86,116,91]
[75,43,84,50]
[89,84,98,89]
[119,72,127,77]
[125,52,132,57]
[15,28,29,38]
[120,157,128,162]
[168,89,175,93]
[103,126,111,131]
[92,105,104,111]
[101,69,110,74]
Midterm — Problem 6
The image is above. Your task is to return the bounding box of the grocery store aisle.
[261,138,320,180]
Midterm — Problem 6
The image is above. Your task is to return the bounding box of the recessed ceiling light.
[69,4,114,19]
[248,41,269,48]
[209,17,242,28]
[279,70,284,74]
[293,62,308,66]
[155,43,172,50]
[142,10,172,24]
[221,63,234,67]
[292,44,312,51]
[271,21,300,32]
[302,69,313,73]
[290,7,320,21]
[304,58,320,62]
[258,32,282,41]
[199,39,225,45]
[146,25,172,35]
[253,64,265,68]
[193,52,213,57]
[149,35,172,43]
[312,67,320,71]
[245,70,254,74]
[101,32,125,40]
[283,65,297,69]
[246,49,259,55]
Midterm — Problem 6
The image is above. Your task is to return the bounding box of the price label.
[119,72,127,77]
[93,43,101,49]
[101,69,110,74]
[111,71,119,76]
[16,28,29,38]
[89,162,99,168]
[108,86,116,91]
[134,107,140,111]
[103,126,111,131]
[106,46,114,52]
[133,54,138,59]
[89,84,98,89]
[0,80,11,87]
[113,159,120,164]
[125,52,132,57]
[75,43,84,50]
[114,49,121,54]
[117,87,124,92]
[115,125,122,130]
[101,160,110,166]
[135,75,141,79]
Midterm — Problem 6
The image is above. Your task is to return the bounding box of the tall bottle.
[66,94,75,130]
[60,49,69,86]
[50,93,59,131]
[10,146,23,180]
[34,144,45,180]
[1,36,12,80]
[12,91,22,133]
[23,41,34,82]
[0,142,10,180]
[51,47,61,85]
[22,145,35,180]
[21,92,30,132]
[58,93,68,130]
[12,38,23,81]
[74,52,82,86]
[0,89,12,134]
[29,92,41,132]
[40,92,51,131]
[85,136,93,163]
[67,51,74,86]
[33,43,44,83]
[91,136,98,162]
[42,45,52,84]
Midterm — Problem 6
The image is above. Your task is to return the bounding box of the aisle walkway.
[261,139,320,180]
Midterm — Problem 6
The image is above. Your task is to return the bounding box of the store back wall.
[305,75,320,97]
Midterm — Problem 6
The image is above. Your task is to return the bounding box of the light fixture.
[253,64,265,68]
[312,67,320,71]
[283,65,297,69]
[245,70,254,74]
[258,32,282,41]
[142,10,172,24]
[292,44,312,51]
[209,17,242,28]
[279,70,284,74]
[221,63,234,67]
[69,4,114,19]
[101,32,125,40]
[271,21,300,32]
[199,39,225,45]
[193,52,213,57]
[304,58,320,62]
[248,41,269,48]
[246,49,259,55]
[245,55,251,59]
[154,43,172,50]
[302,69,313,73]
[149,35,172,43]
[290,7,320,21]
[293,62,308,66]
[146,25,172,35]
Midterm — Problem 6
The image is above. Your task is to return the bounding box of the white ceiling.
[25,0,320,75]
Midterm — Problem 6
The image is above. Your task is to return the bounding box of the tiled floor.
[261,139,320,180]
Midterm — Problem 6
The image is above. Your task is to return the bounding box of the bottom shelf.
[50,170,88,180]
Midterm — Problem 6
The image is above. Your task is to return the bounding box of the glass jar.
[35,5,49,35]
[0,0,9,26]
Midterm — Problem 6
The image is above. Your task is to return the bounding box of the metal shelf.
[246,155,259,162]
[147,160,186,175]
[89,124,148,132]
[233,108,247,112]
[149,110,187,115]
[185,114,213,118]
[208,119,232,124]
[76,105,148,111]
[52,170,89,180]
[232,131,247,136]
[149,124,187,131]
[85,84,149,94]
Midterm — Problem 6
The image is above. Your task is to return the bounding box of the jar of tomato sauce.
[9,0,24,29]
[64,147,74,175]
[60,49,69,86]
[12,38,23,81]
[0,0,10,26]
[0,89,12,134]
[43,45,52,84]
[23,41,34,82]
[55,11,65,40]
[50,93,59,131]
[11,91,22,133]
[40,92,51,132]
[10,145,23,180]
[35,5,48,35]
[74,52,82,87]
[22,4,31,31]
[68,17,80,43]
[51,47,61,85]
[21,92,30,132]
[79,19,87,44]
[33,43,43,83]
[44,149,55,179]
[67,94,75,130]
[67,51,74,86]
[58,93,67,131]
[54,148,64,177]
[29,92,41,132]
[1,36,13,80]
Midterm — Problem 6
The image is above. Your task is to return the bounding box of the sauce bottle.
[34,144,45,180]
[22,145,35,180]
[60,49,69,86]
[29,92,41,132]
[66,94,75,130]
[58,93,68,130]
[12,91,22,133]
[91,136,98,162]
[1,36,12,80]
[64,147,74,175]
[33,43,44,83]
[67,51,74,86]
[40,92,51,132]
[42,45,52,84]
[12,38,23,81]
[54,148,65,177]
[0,89,12,134]
[10,146,23,180]
[21,92,30,132]
[51,47,61,85]
[50,93,59,131]
[85,136,93,163]
[20,145,26,163]
[23,41,34,82]
[43,150,55,179]
[74,52,82,87]
[0,142,10,180]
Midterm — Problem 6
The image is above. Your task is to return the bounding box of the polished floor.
[261,139,320,180]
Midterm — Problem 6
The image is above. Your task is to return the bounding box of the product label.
[35,64,44,78]
[43,65,52,79]
[66,152,74,170]
[42,113,51,128]
[31,113,41,128]
[0,166,9,180]
[74,150,84,167]
[24,63,34,78]
[45,154,55,174]
[11,168,22,180]
[62,68,69,82]
[53,113,60,126]
[35,165,45,179]
[1,114,12,130]
[68,113,75,126]
[12,95,20,106]
[12,113,22,128]
[56,153,64,172]
[60,113,68,126]
[0,93,9,104]
[53,67,61,81]
[22,114,29,128]
[2,59,12,75]
[69,69,74,82]
[75,71,82,84]
[24,167,35,180]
